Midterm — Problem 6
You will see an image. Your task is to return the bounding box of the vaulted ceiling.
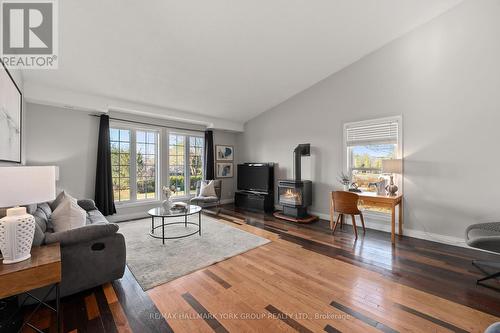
[23,0,462,124]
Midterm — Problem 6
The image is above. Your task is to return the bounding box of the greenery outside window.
[344,117,401,192]
[168,133,204,197]
[111,129,131,201]
[111,126,159,203]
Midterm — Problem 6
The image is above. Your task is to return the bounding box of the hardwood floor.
[24,205,500,332]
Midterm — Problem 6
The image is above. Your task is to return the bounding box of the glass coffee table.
[148,205,202,244]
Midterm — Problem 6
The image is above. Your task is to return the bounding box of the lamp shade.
[0,166,56,207]
[382,159,402,174]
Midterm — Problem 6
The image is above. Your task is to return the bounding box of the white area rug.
[118,215,269,290]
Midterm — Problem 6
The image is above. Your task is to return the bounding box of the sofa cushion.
[87,210,109,225]
[31,203,53,246]
[51,197,87,232]
[77,199,98,212]
[32,218,46,246]
[191,196,218,203]
[44,223,119,246]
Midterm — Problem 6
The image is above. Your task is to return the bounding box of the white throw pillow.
[200,180,217,197]
[51,197,86,232]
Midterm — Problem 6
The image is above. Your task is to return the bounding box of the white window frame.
[343,115,403,176]
[111,121,161,206]
[342,115,403,222]
[166,130,204,200]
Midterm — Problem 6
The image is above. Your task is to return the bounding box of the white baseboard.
[273,204,467,248]
[109,198,235,223]
[308,209,467,248]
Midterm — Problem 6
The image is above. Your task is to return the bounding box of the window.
[111,128,131,202]
[189,136,204,195]
[136,130,158,200]
[169,134,186,196]
[111,126,159,203]
[168,133,204,197]
[344,117,401,192]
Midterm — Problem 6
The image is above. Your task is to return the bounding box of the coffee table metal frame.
[148,205,202,244]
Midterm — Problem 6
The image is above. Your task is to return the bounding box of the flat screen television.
[237,164,272,192]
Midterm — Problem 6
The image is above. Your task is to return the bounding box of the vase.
[0,207,36,264]
[343,184,349,191]
[162,198,172,209]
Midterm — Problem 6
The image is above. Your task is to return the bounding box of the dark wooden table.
[0,242,62,332]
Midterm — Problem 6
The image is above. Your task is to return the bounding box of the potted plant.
[338,172,351,191]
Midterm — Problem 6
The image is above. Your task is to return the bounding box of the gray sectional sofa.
[28,199,126,298]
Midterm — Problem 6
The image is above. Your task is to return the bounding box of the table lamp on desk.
[0,166,56,264]
[382,159,402,196]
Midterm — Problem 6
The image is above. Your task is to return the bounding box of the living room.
[1,1,500,332]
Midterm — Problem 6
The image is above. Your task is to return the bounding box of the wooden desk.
[0,243,61,332]
[357,192,403,244]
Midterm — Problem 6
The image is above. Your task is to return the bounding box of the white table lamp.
[0,166,56,264]
[382,159,402,196]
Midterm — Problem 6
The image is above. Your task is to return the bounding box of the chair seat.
[466,222,500,240]
[190,196,218,203]
[468,228,500,239]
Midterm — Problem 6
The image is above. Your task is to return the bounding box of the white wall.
[213,130,239,201]
[238,0,500,241]
[25,103,99,198]
[24,103,238,221]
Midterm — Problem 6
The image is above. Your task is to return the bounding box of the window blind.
[345,120,399,146]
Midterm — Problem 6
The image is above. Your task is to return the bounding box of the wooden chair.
[330,191,366,240]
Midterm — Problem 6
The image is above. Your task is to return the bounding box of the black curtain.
[204,130,215,180]
[95,115,116,215]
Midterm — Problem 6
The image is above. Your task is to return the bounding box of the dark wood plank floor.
[218,205,500,317]
[22,204,500,332]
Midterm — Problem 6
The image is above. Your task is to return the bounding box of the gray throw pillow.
[31,203,53,246]
[50,191,67,210]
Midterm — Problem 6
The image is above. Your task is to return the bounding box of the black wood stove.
[276,144,315,220]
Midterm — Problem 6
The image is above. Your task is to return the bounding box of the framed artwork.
[0,59,22,163]
[215,145,234,161]
[216,162,233,178]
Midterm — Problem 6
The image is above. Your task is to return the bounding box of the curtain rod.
[89,114,206,133]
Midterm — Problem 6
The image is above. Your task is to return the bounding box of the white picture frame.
[215,145,234,161]
[216,162,233,178]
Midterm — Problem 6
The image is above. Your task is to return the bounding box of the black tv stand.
[234,190,274,213]
[234,163,275,213]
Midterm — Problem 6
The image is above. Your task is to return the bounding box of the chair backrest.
[196,179,222,199]
[331,191,361,215]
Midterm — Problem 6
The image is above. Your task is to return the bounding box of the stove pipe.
[293,144,311,181]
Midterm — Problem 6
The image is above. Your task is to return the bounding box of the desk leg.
[399,200,403,236]
[56,283,61,333]
[391,205,396,244]
[329,198,334,230]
